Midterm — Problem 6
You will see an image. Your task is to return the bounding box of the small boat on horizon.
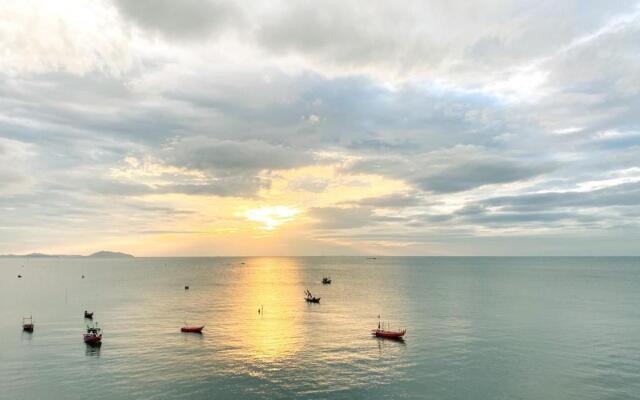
[84,310,93,319]
[322,276,332,284]
[22,316,34,332]
[304,289,320,303]
[84,322,102,346]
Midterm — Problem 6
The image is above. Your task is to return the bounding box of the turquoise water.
[1,257,639,399]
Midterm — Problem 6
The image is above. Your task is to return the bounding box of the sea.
[1,256,639,399]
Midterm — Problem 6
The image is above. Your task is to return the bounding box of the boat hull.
[372,329,406,339]
[23,324,34,332]
[84,334,102,345]
[305,298,320,303]
[181,326,204,333]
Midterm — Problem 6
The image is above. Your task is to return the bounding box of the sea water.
[1,257,639,399]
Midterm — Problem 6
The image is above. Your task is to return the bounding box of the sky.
[0,0,639,256]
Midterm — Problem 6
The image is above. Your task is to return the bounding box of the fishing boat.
[304,289,320,303]
[84,310,93,319]
[22,316,34,332]
[84,323,102,345]
[181,325,204,333]
[372,328,406,339]
[322,276,332,284]
[372,316,406,339]
[184,283,189,290]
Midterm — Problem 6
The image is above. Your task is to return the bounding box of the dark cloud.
[348,148,557,194]
[482,181,640,211]
[113,0,241,40]
[461,211,595,225]
[415,157,556,193]
[402,181,640,230]
[163,137,313,174]
[158,178,267,197]
[59,174,267,199]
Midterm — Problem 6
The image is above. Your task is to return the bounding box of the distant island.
[0,250,134,258]
[88,251,134,258]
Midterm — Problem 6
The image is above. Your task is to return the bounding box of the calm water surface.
[1,257,639,399]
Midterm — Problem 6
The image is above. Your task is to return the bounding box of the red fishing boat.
[372,328,406,338]
[372,316,406,339]
[181,323,204,333]
[84,323,102,345]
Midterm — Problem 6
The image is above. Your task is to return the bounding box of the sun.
[244,206,301,230]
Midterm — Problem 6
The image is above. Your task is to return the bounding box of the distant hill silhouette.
[88,251,134,258]
[0,250,134,258]
[24,253,63,258]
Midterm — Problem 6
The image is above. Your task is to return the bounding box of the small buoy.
[17,274,22,278]
[82,275,85,279]
[184,285,189,290]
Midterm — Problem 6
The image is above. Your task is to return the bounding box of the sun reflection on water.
[226,257,304,363]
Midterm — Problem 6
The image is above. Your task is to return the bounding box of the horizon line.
[2,254,639,258]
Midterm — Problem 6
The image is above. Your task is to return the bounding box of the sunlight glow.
[245,206,301,230]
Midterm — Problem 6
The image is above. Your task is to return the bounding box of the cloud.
[252,1,638,84]
[348,146,557,194]
[113,0,241,40]
[308,206,406,230]
[1,1,640,254]
[82,136,319,198]
[482,181,640,211]
[458,210,596,226]
[346,192,422,208]
[415,156,555,193]
[308,207,376,229]
[162,136,313,174]
[157,178,267,197]
[0,138,35,193]
[0,1,132,75]
[400,180,640,231]
[287,176,330,193]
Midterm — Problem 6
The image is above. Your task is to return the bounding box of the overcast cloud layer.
[0,0,639,255]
